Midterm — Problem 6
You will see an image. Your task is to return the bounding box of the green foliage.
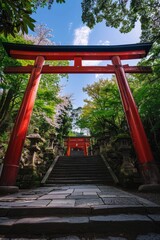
[78,78,125,137]
[129,44,160,158]
[33,0,65,9]
[0,34,32,131]
[0,32,69,142]
[55,97,73,142]
[1,0,159,43]
[0,0,66,37]
[0,1,35,37]
[78,43,160,161]
[81,0,160,42]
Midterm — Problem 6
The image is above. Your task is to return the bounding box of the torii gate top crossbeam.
[3,42,152,60]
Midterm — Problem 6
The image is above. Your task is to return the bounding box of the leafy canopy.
[0,28,69,137]
[78,78,124,137]
[81,0,160,42]
[0,0,65,37]
[1,0,159,43]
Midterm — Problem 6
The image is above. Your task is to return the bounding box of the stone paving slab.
[75,198,103,207]
[39,194,70,199]
[48,189,74,194]
[0,184,160,209]
[134,196,159,207]
[74,188,101,193]
[89,214,151,222]
[83,192,98,195]
[48,200,75,207]
[16,216,89,224]
[0,217,17,226]
[71,192,83,196]
[0,214,159,235]
[67,195,99,199]
[0,201,34,207]
[28,200,51,207]
[148,214,160,222]
[102,197,141,205]
[1,233,160,240]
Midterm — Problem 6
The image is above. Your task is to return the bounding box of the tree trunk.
[0,88,14,128]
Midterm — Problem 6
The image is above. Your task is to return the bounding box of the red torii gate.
[0,42,159,189]
[64,137,91,156]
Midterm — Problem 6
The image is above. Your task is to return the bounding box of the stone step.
[1,205,160,218]
[53,168,106,171]
[53,164,104,166]
[53,169,106,172]
[49,175,111,178]
[49,174,111,177]
[56,159,103,161]
[54,164,105,167]
[52,169,108,171]
[56,164,103,166]
[0,214,160,236]
[48,179,112,182]
[48,174,112,177]
[45,156,116,185]
[50,174,109,177]
[50,169,108,172]
[51,168,109,170]
[56,164,103,167]
[58,157,99,158]
[56,160,103,163]
[51,169,108,175]
[46,180,114,184]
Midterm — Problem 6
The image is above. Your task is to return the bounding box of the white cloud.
[95,74,105,79]
[73,26,91,45]
[82,60,102,66]
[98,40,110,45]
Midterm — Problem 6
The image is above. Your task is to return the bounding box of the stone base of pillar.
[0,186,19,194]
[138,161,160,192]
[138,183,160,192]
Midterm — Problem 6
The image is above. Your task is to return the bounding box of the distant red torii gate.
[0,42,159,188]
[64,137,91,156]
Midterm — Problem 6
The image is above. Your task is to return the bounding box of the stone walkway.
[0,184,160,239]
[0,184,159,208]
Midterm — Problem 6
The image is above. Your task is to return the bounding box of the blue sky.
[32,0,141,108]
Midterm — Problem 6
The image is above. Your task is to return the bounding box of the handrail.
[100,154,119,184]
[41,156,59,184]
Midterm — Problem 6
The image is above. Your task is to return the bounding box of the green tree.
[81,0,160,42]
[0,34,32,130]
[2,0,159,43]
[71,107,85,135]
[54,96,73,142]
[129,44,160,158]
[0,1,35,37]
[78,78,125,137]
[0,0,65,37]
[0,27,68,137]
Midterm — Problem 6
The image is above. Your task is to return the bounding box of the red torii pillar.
[0,56,45,188]
[112,56,159,185]
[83,138,89,156]
[66,138,71,156]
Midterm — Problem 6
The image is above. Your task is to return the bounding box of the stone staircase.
[45,155,116,184]
[0,184,160,239]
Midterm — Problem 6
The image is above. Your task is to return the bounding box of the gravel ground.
[122,188,160,205]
